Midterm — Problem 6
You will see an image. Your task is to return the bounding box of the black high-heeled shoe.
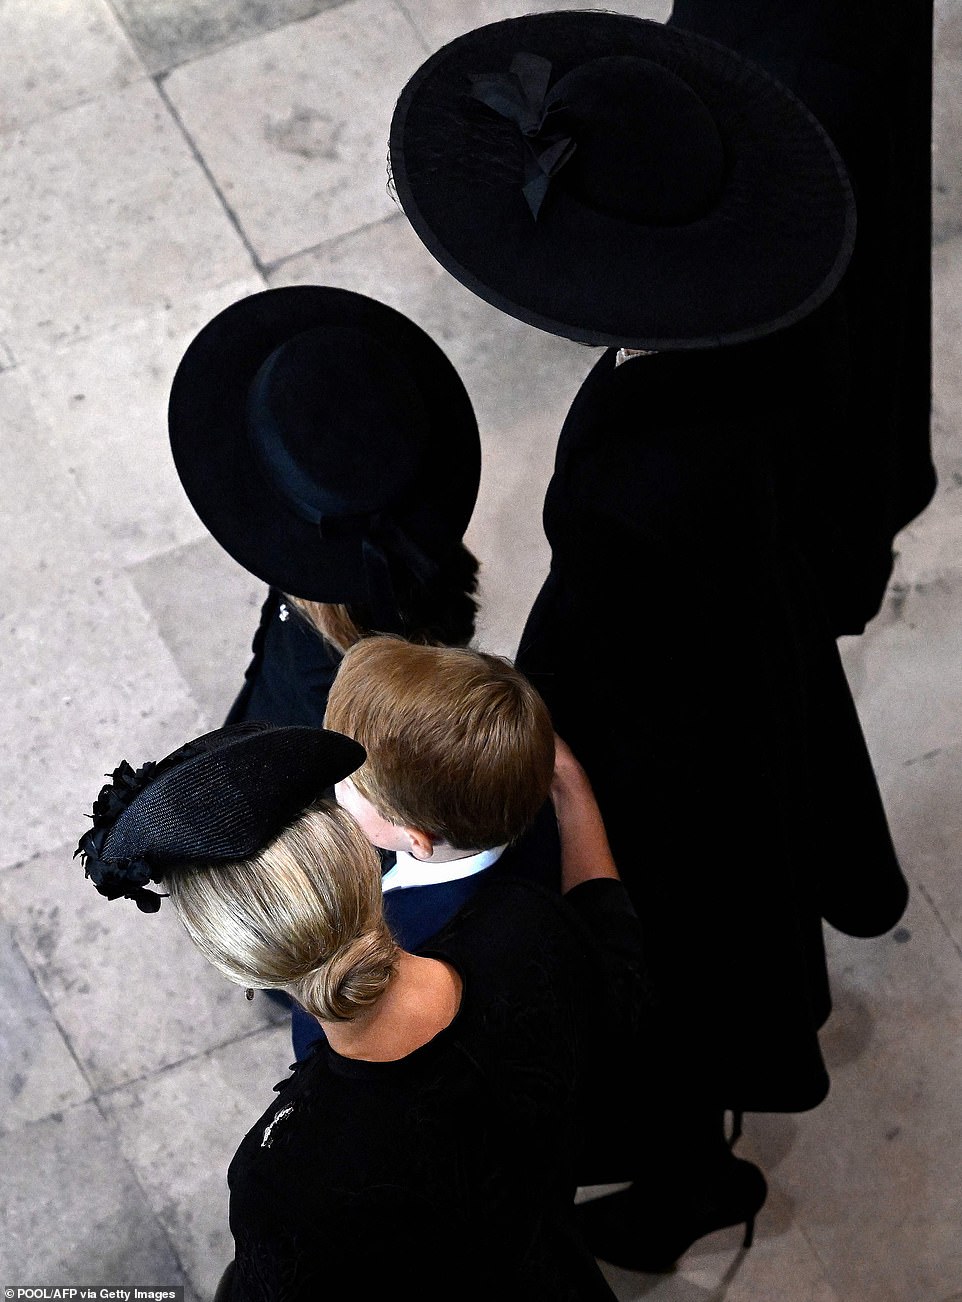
[574,1156,768,1274]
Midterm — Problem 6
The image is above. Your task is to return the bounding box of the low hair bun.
[163,801,399,1023]
[295,927,397,1022]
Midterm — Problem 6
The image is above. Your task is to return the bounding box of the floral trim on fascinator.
[74,759,166,913]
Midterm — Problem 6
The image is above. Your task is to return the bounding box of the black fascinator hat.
[388,12,856,349]
[168,286,481,627]
[75,722,365,912]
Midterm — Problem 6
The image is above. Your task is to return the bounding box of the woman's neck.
[321,952,462,1062]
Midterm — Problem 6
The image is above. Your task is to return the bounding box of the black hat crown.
[169,286,481,606]
[549,56,727,225]
[245,325,427,525]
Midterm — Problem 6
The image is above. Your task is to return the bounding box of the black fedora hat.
[168,286,481,609]
[74,722,366,912]
[388,12,856,349]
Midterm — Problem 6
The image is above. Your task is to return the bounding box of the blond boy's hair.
[325,636,555,850]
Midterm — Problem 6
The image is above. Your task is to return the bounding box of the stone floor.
[0,1,959,1298]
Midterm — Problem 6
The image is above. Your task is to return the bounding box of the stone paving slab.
[0,79,253,363]
[935,0,962,242]
[0,0,144,137]
[111,0,349,73]
[883,233,962,603]
[933,234,962,448]
[839,566,962,776]
[128,536,269,729]
[0,915,91,1131]
[0,843,278,1092]
[0,571,205,869]
[879,739,962,960]
[102,1025,294,1300]
[0,370,206,868]
[749,888,962,1302]
[23,275,265,568]
[163,0,429,267]
[598,1223,842,1302]
[0,1101,194,1291]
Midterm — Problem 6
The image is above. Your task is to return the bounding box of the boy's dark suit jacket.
[291,804,563,1061]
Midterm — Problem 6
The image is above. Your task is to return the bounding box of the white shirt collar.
[381,844,507,893]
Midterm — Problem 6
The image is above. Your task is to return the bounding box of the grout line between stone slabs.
[90,1023,291,1292]
[90,1083,198,1294]
[794,1218,840,1300]
[0,336,19,372]
[100,0,155,81]
[92,1017,291,1104]
[264,210,406,277]
[1,899,274,1290]
[123,531,231,578]
[392,0,434,54]
[914,874,962,964]
[102,0,352,78]
[151,75,267,279]
[5,921,101,1113]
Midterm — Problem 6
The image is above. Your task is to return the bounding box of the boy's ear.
[404,826,437,861]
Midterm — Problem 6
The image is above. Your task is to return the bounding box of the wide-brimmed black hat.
[388,12,856,349]
[168,286,481,613]
[74,722,365,912]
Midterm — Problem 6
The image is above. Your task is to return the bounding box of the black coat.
[667,0,936,635]
[225,589,340,729]
[516,345,908,1113]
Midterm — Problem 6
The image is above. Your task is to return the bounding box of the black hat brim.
[103,723,367,868]
[168,286,481,601]
[389,13,856,349]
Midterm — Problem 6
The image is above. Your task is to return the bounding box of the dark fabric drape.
[516,344,907,1113]
[667,0,936,634]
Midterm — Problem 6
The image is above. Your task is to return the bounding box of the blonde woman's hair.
[325,636,555,851]
[165,801,398,1022]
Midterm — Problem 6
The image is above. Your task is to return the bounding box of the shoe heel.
[742,1215,756,1250]
[727,1109,744,1147]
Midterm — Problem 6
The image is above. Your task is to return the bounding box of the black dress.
[225,876,649,1302]
[667,0,936,636]
[516,344,907,1114]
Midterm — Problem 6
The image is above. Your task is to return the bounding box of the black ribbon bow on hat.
[468,52,576,219]
[316,510,441,635]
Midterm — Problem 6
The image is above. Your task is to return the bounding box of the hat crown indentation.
[549,55,726,226]
[245,325,425,526]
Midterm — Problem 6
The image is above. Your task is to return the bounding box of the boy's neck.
[401,839,483,864]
